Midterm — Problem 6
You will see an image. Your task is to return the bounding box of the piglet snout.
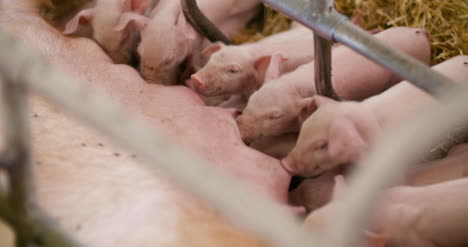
[281,157,298,176]
[237,118,253,144]
[227,108,242,118]
[289,205,307,217]
[240,130,254,145]
[190,74,206,93]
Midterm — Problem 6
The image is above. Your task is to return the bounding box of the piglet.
[406,143,468,186]
[289,170,338,212]
[237,27,431,144]
[249,133,298,159]
[188,26,315,97]
[282,55,468,178]
[188,12,370,100]
[63,0,153,64]
[119,0,261,84]
[305,176,468,247]
[292,143,468,213]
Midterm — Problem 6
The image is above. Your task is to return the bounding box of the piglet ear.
[298,97,318,123]
[328,117,368,164]
[114,12,149,31]
[255,53,288,83]
[298,95,336,123]
[312,95,337,105]
[201,42,224,57]
[129,0,151,13]
[363,231,388,247]
[63,8,94,35]
[265,53,288,81]
[331,175,348,201]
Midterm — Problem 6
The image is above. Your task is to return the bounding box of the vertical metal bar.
[314,35,340,99]
[1,76,32,214]
[309,0,340,99]
[181,0,232,44]
[0,55,103,247]
[0,75,34,247]
[260,0,461,97]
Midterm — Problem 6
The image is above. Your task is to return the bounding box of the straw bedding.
[233,1,467,65]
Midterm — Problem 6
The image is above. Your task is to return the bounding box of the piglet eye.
[315,141,328,150]
[227,65,240,73]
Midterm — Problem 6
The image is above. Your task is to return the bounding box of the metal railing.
[0,0,467,247]
[261,0,462,98]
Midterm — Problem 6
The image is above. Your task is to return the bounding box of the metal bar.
[181,0,232,44]
[261,0,346,40]
[0,196,84,247]
[309,0,340,99]
[0,77,83,246]
[332,20,460,97]
[309,0,332,13]
[0,30,320,247]
[0,75,35,246]
[0,76,32,214]
[1,75,34,247]
[261,0,461,98]
[314,35,340,99]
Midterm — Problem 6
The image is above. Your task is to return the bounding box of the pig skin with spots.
[0,3,293,247]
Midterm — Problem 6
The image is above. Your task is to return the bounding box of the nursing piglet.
[64,0,152,64]
[305,176,468,247]
[237,27,431,144]
[292,142,468,213]
[282,55,468,178]
[289,170,338,212]
[120,0,261,84]
[189,13,370,99]
[249,133,298,159]
[188,26,315,97]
